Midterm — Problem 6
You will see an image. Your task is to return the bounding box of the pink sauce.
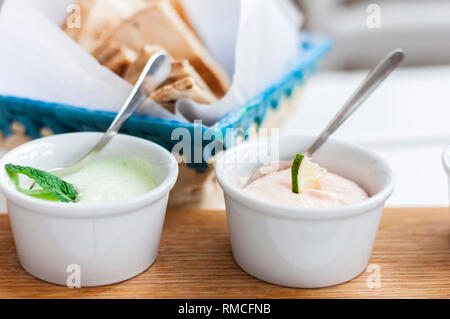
[243,167,368,208]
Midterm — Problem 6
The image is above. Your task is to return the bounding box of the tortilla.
[93,0,230,97]
[151,77,217,112]
[63,0,148,53]
[102,45,138,76]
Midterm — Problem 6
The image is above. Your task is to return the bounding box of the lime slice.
[291,154,326,194]
[291,154,304,194]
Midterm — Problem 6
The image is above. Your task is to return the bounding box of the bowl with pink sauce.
[215,135,395,288]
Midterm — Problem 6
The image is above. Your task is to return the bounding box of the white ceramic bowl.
[0,132,178,287]
[216,135,395,288]
[443,143,450,206]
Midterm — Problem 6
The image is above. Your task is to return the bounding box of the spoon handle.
[92,52,171,152]
[73,52,171,167]
[306,48,404,155]
[28,52,171,190]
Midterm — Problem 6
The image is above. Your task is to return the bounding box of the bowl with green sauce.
[0,132,178,287]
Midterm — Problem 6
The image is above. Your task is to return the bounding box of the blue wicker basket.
[0,33,331,171]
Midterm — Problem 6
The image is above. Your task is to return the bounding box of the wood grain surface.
[0,208,449,299]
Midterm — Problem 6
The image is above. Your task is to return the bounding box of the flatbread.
[63,0,148,53]
[62,0,96,42]
[162,59,212,93]
[93,0,230,97]
[151,77,217,112]
[123,46,217,111]
[102,45,138,76]
[168,0,196,32]
[144,0,195,31]
[123,44,214,91]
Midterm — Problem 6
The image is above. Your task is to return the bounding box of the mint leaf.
[4,164,78,203]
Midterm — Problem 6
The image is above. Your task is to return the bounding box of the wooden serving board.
[0,208,449,299]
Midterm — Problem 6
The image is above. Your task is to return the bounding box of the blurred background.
[297,0,450,70]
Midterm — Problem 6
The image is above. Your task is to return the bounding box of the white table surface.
[282,65,450,207]
[0,65,449,210]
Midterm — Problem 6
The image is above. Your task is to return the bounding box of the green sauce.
[64,157,158,204]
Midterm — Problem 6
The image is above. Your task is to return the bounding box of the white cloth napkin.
[0,0,131,111]
[0,0,301,125]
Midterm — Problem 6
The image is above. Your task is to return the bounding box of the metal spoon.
[246,48,405,184]
[33,52,171,185]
